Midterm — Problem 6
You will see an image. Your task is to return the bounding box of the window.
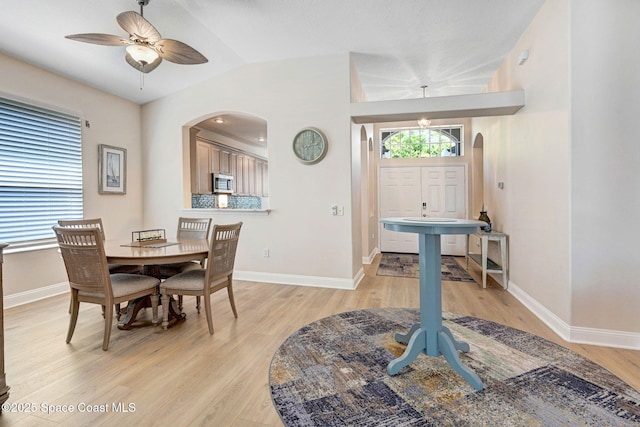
[381,125,463,158]
[0,97,83,246]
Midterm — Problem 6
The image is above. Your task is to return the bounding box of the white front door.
[421,166,467,255]
[379,167,420,253]
[379,165,467,255]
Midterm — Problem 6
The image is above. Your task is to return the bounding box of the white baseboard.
[568,325,640,350]
[4,270,364,309]
[362,247,380,265]
[5,282,68,309]
[352,267,365,289]
[508,280,640,350]
[233,270,361,290]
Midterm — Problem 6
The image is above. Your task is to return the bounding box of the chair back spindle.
[177,217,212,240]
[57,218,107,241]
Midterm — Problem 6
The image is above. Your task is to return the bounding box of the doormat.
[376,252,476,282]
[270,308,640,426]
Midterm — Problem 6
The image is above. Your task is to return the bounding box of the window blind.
[0,97,83,244]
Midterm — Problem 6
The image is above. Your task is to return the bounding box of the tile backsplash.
[191,194,262,210]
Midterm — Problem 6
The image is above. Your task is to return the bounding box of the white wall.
[474,0,572,322]
[570,0,640,334]
[141,54,360,285]
[0,53,143,300]
[475,0,639,344]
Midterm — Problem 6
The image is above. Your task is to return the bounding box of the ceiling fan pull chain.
[139,71,144,90]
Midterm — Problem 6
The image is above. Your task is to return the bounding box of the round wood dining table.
[103,238,210,329]
[104,238,209,267]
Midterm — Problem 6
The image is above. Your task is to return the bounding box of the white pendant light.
[418,118,431,129]
[418,85,430,129]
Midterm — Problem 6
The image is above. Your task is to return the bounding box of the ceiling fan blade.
[154,39,208,64]
[65,33,129,46]
[125,53,162,73]
[117,11,161,42]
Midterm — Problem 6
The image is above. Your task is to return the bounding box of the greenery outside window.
[381,125,463,158]
[0,97,83,247]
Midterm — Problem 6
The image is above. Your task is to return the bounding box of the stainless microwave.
[212,173,234,194]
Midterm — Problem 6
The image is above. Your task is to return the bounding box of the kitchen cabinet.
[220,150,231,174]
[246,156,255,195]
[190,139,213,194]
[230,152,240,192]
[234,153,246,195]
[191,138,267,196]
[257,160,269,196]
[210,145,221,174]
[255,160,263,197]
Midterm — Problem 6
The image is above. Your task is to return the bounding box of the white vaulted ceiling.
[0,0,544,105]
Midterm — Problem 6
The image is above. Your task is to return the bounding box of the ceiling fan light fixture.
[126,44,159,65]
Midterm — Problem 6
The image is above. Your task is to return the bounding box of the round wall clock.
[292,127,328,165]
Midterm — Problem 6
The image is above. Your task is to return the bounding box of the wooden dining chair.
[53,226,160,351]
[158,217,211,277]
[160,222,242,334]
[158,217,212,310]
[58,218,142,318]
[57,218,143,275]
[176,217,212,240]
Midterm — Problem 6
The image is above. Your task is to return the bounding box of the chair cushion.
[78,274,159,298]
[160,269,206,292]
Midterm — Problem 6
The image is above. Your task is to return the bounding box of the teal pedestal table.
[380,217,487,390]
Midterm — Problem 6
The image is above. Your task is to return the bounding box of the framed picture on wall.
[98,144,127,195]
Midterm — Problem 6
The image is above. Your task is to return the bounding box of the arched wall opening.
[472,132,484,216]
[181,111,269,210]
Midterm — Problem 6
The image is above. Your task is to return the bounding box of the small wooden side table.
[467,230,509,289]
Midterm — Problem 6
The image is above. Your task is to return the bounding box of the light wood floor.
[2,256,639,425]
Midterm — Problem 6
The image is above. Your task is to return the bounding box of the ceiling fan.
[65,0,208,73]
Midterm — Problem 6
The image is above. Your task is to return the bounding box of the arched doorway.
[360,126,377,263]
[472,133,484,216]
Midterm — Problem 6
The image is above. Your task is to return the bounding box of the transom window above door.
[380,125,463,158]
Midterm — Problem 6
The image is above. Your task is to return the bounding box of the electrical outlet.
[263,248,269,257]
[331,205,338,216]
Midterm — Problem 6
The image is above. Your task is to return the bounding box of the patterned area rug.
[270,308,640,426]
[377,252,476,282]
